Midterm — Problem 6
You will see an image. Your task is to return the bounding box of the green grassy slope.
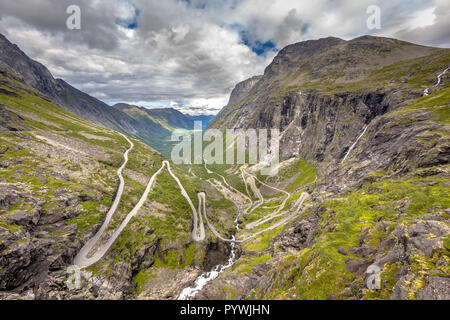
[0,63,234,298]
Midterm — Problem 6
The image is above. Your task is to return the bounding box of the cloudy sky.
[0,0,449,115]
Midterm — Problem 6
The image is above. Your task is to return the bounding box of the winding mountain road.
[239,192,309,242]
[240,167,291,228]
[203,163,308,241]
[74,135,310,268]
[73,133,134,268]
[74,138,204,268]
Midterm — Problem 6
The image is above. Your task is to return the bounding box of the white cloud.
[0,0,448,115]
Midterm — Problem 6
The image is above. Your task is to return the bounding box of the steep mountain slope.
[113,103,197,156]
[0,61,235,299]
[1,33,448,301]
[210,36,446,160]
[114,103,194,130]
[212,75,262,126]
[201,36,450,300]
[0,34,176,155]
[145,108,194,130]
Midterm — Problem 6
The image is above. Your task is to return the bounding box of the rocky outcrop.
[226,76,262,108]
[203,240,232,271]
[369,220,448,300]
[0,183,92,293]
[0,104,29,132]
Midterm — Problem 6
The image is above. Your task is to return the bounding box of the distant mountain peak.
[0,33,180,155]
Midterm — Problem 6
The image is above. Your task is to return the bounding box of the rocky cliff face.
[226,75,263,108]
[209,75,262,130]
[210,36,445,163]
[210,36,450,187]
[0,34,61,99]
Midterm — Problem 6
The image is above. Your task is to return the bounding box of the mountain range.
[0,33,449,300]
[0,33,213,156]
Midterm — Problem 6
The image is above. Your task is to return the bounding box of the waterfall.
[178,236,237,300]
[423,66,450,96]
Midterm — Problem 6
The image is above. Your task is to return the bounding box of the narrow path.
[73,133,134,268]
[166,161,205,241]
[74,157,204,268]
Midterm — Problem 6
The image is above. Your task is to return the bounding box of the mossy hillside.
[361,248,449,300]
[237,189,308,244]
[0,75,172,251]
[241,226,285,253]
[248,174,449,299]
[186,163,248,197]
[264,158,317,193]
[0,220,22,233]
[240,192,301,228]
[267,49,450,98]
[395,84,450,124]
[133,267,157,295]
[131,242,206,295]
[0,84,128,151]
[0,69,180,157]
[243,200,283,225]
[0,133,118,236]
